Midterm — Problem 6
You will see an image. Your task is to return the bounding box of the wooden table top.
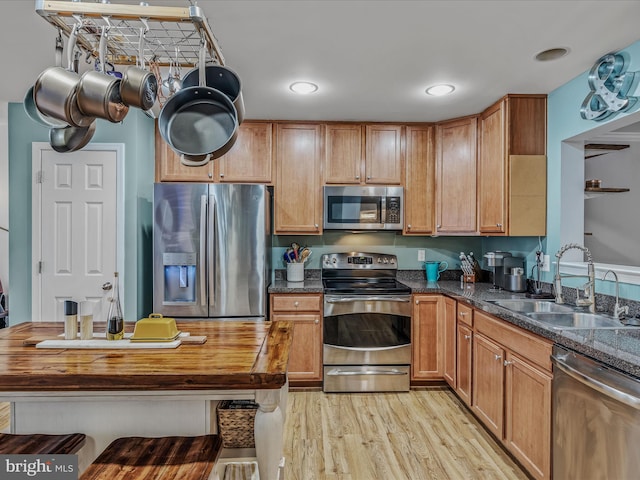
[0,321,292,392]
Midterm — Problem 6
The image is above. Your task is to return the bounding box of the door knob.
[102,282,112,291]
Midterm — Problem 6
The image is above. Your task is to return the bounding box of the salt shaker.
[79,301,94,340]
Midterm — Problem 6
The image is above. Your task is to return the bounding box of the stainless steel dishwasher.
[552,345,640,480]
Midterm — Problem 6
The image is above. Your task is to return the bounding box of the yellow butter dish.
[130,313,180,342]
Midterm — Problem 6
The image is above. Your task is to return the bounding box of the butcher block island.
[0,320,293,480]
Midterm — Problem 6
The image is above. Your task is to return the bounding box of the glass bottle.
[106,272,124,340]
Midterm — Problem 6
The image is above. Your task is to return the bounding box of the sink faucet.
[602,270,629,320]
[554,243,596,313]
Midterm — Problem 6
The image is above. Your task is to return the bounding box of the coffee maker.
[484,251,526,292]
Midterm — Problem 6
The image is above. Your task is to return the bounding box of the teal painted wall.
[8,105,155,324]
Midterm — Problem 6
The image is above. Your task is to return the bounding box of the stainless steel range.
[322,252,412,393]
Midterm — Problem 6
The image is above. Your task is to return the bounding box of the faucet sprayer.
[554,243,596,313]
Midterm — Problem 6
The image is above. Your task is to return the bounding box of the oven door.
[323,295,412,366]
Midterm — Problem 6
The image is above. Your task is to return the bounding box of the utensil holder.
[286,262,304,282]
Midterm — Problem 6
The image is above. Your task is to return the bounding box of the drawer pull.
[464,335,471,340]
[293,301,299,307]
[504,360,513,366]
[495,354,502,361]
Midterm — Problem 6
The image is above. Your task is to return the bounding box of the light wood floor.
[283,388,528,480]
[1,389,528,479]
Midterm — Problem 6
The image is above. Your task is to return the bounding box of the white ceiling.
[2,0,640,122]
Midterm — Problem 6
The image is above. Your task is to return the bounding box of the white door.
[32,143,123,322]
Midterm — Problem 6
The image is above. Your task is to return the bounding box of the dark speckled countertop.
[269,270,640,379]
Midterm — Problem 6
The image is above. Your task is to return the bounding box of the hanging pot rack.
[35,0,225,67]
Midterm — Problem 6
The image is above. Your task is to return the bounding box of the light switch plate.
[418,249,426,261]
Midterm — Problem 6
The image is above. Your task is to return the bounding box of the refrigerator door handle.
[199,195,207,307]
[209,194,216,310]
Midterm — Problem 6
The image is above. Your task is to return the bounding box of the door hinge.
[38,261,43,274]
[36,171,43,184]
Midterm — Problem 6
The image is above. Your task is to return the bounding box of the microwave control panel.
[385,196,401,224]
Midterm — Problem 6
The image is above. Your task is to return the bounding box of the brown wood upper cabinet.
[478,95,547,236]
[155,121,273,184]
[435,116,478,234]
[324,124,403,185]
[404,125,435,235]
[274,123,323,235]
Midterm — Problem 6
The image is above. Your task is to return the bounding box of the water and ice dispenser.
[162,253,197,304]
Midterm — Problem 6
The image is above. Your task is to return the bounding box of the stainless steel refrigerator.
[153,183,271,320]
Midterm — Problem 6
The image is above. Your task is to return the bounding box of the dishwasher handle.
[552,354,640,410]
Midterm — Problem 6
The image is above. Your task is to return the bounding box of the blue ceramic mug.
[425,261,448,282]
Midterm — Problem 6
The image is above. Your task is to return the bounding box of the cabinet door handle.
[314,318,319,324]
[464,335,471,340]
[220,173,224,178]
[314,223,319,229]
[436,224,441,229]
[208,173,212,178]
[366,176,371,180]
[459,311,467,316]
[494,354,502,361]
[497,223,502,227]
[504,360,513,366]
[355,175,360,180]
[407,224,412,229]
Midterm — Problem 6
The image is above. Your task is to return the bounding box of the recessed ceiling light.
[289,82,318,94]
[425,84,455,96]
[535,47,569,61]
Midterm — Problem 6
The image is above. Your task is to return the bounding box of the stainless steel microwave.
[323,186,404,230]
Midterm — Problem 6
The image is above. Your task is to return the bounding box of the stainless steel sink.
[526,312,624,329]
[488,299,574,314]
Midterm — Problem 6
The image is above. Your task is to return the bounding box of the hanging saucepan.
[49,118,96,153]
[120,24,158,110]
[76,24,129,123]
[181,62,244,124]
[158,42,238,166]
[24,34,67,128]
[34,22,95,128]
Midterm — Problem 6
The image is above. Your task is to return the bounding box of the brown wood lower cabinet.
[455,323,473,406]
[411,295,444,380]
[270,293,323,385]
[471,310,552,480]
[442,296,457,387]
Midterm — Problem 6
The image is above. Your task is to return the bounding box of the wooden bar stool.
[80,434,223,480]
[0,433,86,454]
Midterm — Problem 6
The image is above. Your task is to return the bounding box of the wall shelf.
[584,143,630,159]
[584,187,630,199]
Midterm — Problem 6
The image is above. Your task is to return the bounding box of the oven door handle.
[326,368,408,376]
[325,296,411,303]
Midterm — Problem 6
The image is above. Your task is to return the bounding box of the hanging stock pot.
[120,25,158,110]
[34,22,95,128]
[76,25,129,123]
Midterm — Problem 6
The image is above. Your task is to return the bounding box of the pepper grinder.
[64,300,78,340]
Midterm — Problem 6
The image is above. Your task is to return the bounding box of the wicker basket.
[217,400,257,448]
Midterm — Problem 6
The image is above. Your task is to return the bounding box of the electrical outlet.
[418,249,426,262]
[541,254,551,272]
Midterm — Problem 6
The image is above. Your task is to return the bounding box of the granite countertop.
[269,271,640,379]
